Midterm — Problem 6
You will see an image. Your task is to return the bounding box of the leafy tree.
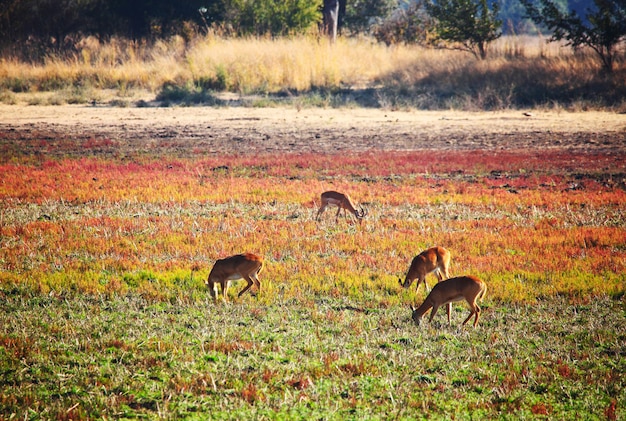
[101,0,209,39]
[425,0,502,59]
[521,0,626,72]
[0,0,210,58]
[213,0,321,36]
[0,0,103,58]
[342,0,397,35]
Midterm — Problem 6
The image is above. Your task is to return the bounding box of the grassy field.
[1,142,625,418]
[1,292,624,419]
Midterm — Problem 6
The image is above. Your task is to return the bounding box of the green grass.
[1,289,624,419]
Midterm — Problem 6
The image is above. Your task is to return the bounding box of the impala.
[206,253,263,301]
[399,246,451,292]
[410,275,487,327]
[316,190,367,223]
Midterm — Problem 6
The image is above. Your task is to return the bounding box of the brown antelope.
[399,246,451,292]
[206,253,263,301]
[316,191,367,223]
[410,275,487,328]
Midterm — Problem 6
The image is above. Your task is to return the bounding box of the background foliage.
[0,0,616,59]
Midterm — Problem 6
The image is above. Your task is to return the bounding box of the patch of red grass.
[0,335,34,359]
[287,375,313,390]
[105,339,131,351]
[241,382,259,404]
[605,399,618,421]
[2,149,624,202]
[531,402,550,415]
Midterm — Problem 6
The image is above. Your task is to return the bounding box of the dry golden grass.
[186,36,393,92]
[0,34,623,109]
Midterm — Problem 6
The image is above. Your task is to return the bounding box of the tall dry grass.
[0,35,416,93]
[0,34,623,109]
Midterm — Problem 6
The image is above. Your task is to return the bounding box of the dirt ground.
[1,105,625,157]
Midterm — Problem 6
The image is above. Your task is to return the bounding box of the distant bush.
[372,0,434,45]
[156,82,223,106]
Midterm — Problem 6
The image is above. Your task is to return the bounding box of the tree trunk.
[322,0,339,43]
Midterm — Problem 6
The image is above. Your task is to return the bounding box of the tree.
[0,0,103,59]
[425,0,502,59]
[212,0,321,36]
[521,0,626,72]
[342,0,397,35]
[322,0,340,42]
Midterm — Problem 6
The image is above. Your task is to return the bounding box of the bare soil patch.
[1,105,625,158]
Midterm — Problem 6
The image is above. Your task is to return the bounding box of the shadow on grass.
[375,58,626,110]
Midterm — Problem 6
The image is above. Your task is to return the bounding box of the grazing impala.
[399,246,451,292]
[410,275,487,327]
[206,253,263,301]
[316,191,367,223]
